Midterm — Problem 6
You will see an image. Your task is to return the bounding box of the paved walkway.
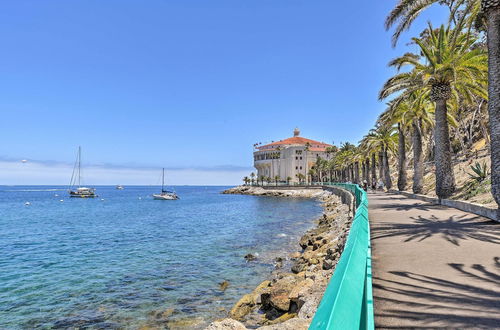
[369,192,500,329]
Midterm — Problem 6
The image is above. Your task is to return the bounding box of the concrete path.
[369,192,500,329]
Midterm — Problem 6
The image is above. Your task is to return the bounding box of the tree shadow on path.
[373,259,500,328]
[371,214,500,246]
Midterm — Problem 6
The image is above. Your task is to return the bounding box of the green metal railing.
[309,183,374,330]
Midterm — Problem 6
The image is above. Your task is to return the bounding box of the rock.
[244,254,257,261]
[205,318,247,330]
[297,297,321,319]
[290,263,304,274]
[288,279,314,300]
[309,258,319,265]
[257,317,310,330]
[166,317,204,329]
[255,280,271,291]
[322,260,334,270]
[264,312,297,325]
[229,294,255,320]
[264,275,301,312]
[219,280,230,291]
[290,252,301,259]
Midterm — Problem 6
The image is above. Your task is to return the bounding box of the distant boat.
[116,185,124,190]
[68,146,97,198]
[153,168,178,200]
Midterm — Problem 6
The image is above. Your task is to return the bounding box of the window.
[300,157,302,160]
[295,166,298,170]
[300,166,303,170]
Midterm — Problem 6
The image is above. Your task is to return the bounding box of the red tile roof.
[257,137,332,150]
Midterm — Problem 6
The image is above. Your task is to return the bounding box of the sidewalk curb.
[387,190,499,222]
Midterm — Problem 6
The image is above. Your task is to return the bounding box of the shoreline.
[207,186,353,329]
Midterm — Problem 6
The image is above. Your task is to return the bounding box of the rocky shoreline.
[206,186,353,329]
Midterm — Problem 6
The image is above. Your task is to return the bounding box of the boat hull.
[69,194,97,198]
[153,193,178,200]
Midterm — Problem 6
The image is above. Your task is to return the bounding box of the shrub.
[469,162,489,183]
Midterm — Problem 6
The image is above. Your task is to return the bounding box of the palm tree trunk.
[378,151,384,181]
[362,161,367,183]
[412,119,424,194]
[397,123,407,191]
[354,162,360,184]
[485,2,500,211]
[366,159,371,184]
[383,147,392,189]
[371,153,377,186]
[434,99,456,198]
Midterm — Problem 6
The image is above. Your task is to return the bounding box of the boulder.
[219,280,230,291]
[229,294,255,320]
[264,312,297,325]
[205,318,247,330]
[322,260,334,270]
[264,275,301,312]
[244,254,257,261]
[297,296,321,319]
[166,317,204,329]
[288,279,314,300]
[257,317,310,330]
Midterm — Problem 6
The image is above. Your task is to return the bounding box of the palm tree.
[386,0,499,208]
[259,175,265,186]
[274,175,280,186]
[266,176,272,185]
[296,173,305,185]
[243,176,250,186]
[379,101,410,191]
[304,142,311,184]
[365,125,397,189]
[286,176,292,185]
[380,24,487,198]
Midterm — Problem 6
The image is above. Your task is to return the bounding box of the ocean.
[0,186,322,329]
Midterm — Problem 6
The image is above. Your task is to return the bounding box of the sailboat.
[153,168,178,200]
[68,146,97,198]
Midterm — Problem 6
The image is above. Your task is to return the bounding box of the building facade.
[253,128,333,184]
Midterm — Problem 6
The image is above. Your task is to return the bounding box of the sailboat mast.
[162,168,165,191]
[78,146,82,187]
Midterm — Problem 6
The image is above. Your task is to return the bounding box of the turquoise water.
[0,186,322,329]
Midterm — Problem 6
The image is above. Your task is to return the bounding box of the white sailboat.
[153,168,178,200]
[68,146,97,198]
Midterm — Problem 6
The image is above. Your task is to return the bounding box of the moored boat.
[68,146,97,198]
[152,168,178,200]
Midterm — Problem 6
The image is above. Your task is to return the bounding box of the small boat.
[116,185,124,190]
[153,168,178,200]
[68,146,97,198]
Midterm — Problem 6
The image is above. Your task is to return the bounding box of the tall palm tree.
[379,102,409,191]
[380,24,487,198]
[386,0,499,208]
[259,175,266,186]
[274,175,280,186]
[365,125,397,189]
[296,173,305,185]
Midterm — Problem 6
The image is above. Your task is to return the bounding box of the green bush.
[469,162,489,183]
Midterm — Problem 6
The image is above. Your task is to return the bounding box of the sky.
[0,0,448,185]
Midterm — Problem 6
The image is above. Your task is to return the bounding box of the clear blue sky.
[0,0,447,185]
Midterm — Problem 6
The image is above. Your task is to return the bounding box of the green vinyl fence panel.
[309,183,374,330]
